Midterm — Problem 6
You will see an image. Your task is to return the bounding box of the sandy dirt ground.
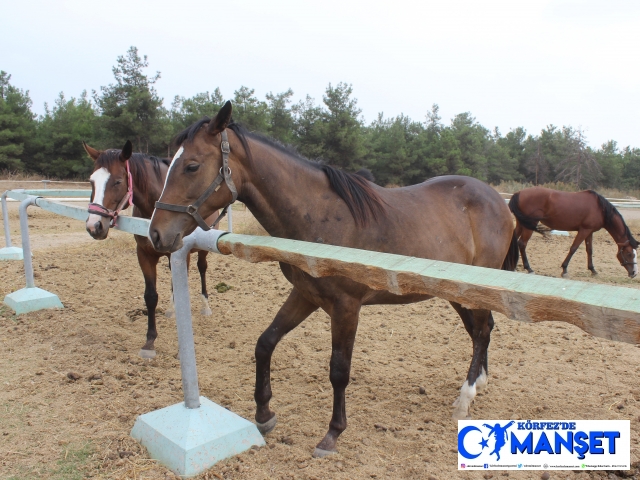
[1,201,640,480]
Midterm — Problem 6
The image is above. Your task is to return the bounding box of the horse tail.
[501,228,519,271]
[508,192,549,235]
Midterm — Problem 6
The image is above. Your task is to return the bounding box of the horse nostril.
[150,229,160,247]
[94,221,102,233]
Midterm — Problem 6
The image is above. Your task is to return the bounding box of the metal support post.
[20,197,37,288]
[169,234,200,409]
[3,196,63,314]
[131,227,262,476]
[0,190,24,260]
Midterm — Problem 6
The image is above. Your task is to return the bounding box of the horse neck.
[604,212,628,243]
[131,159,166,219]
[236,138,352,240]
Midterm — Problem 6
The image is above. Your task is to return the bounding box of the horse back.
[374,175,513,268]
[516,187,603,231]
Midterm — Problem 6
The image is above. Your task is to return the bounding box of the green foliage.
[318,82,365,170]
[170,88,225,132]
[3,48,640,190]
[95,46,170,155]
[29,92,99,177]
[232,86,269,133]
[0,71,35,170]
[265,88,295,144]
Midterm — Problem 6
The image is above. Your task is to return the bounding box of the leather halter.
[87,159,134,227]
[617,240,637,267]
[154,130,238,231]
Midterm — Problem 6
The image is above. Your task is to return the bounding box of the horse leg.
[585,232,597,275]
[517,226,535,274]
[197,250,212,315]
[254,288,318,434]
[561,229,590,278]
[165,256,175,318]
[451,308,494,420]
[314,298,361,457]
[450,302,489,392]
[136,246,160,359]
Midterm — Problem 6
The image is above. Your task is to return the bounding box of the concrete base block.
[131,396,265,477]
[0,246,23,261]
[3,287,63,315]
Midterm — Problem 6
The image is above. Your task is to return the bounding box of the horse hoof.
[591,271,598,277]
[527,271,536,275]
[561,273,569,278]
[200,308,212,316]
[256,415,277,435]
[139,349,156,359]
[312,447,337,458]
[452,411,472,420]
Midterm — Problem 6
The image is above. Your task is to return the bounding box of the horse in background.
[509,187,638,278]
[148,101,518,457]
[84,140,219,358]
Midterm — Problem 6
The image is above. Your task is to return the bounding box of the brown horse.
[84,141,218,358]
[148,102,518,457]
[509,187,638,278]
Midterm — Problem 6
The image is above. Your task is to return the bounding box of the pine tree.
[0,71,35,170]
[95,47,169,154]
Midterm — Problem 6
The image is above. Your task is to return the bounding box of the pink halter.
[87,160,134,227]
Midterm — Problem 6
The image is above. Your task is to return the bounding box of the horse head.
[84,140,133,240]
[616,240,638,278]
[149,101,238,252]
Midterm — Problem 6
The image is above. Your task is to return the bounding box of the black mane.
[589,190,639,248]
[174,119,386,227]
[95,150,168,194]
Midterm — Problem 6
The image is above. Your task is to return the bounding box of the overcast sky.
[3,0,639,149]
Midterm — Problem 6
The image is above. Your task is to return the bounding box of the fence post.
[131,227,263,476]
[169,235,200,408]
[3,196,63,314]
[0,190,24,260]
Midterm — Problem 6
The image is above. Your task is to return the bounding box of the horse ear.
[120,140,133,161]
[83,142,101,161]
[207,101,233,135]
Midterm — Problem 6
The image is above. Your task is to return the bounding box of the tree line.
[2,46,639,190]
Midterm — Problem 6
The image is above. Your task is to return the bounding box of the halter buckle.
[186,204,198,215]
[221,140,230,154]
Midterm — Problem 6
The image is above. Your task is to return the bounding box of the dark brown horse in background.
[148,101,518,457]
[509,187,638,278]
[84,141,219,358]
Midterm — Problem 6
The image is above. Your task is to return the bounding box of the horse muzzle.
[149,228,184,253]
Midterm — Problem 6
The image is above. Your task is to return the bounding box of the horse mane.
[589,190,639,248]
[95,150,168,195]
[173,118,386,227]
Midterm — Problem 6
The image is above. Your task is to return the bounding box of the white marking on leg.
[200,294,212,316]
[151,146,183,225]
[165,293,175,318]
[475,367,488,391]
[452,380,477,420]
[88,167,110,225]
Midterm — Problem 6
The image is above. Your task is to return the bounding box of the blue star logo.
[479,437,489,449]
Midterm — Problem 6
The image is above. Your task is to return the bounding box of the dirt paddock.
[1,202,640,480]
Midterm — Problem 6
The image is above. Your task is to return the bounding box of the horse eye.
[186,164,200,173]
[114,180,122,185]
